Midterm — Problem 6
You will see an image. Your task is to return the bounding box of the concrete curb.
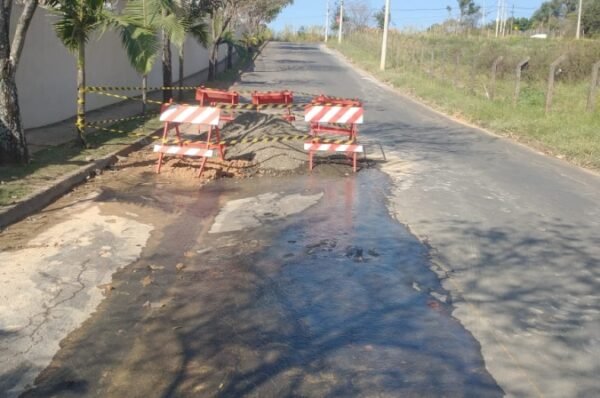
[0,133,155,230]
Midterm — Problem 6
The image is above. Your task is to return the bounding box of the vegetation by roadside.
[329,31,600,170]
[0,47,255,207]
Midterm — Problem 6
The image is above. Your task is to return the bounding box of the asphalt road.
[239,42,600,397]
[1,42,599,397]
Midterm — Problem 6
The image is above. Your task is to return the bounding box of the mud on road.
[1,134,502,397]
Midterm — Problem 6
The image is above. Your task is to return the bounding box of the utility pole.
[380,0,391,71]
[325,0,330,42]
[495,0,500,37]
[510,4,514,36]
[576,0,583,39]
[338,0,344,44]
[501,0,507,37]
[482,0,486,29]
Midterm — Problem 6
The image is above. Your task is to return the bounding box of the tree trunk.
[227,42,233,70]
[162,29,172,103]
[178,45,184,102]
[0,60,28,164]
[208,42,218,81]
[76,42,87,147]
[142,74,148,114]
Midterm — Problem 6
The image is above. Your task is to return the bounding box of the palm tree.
[120,0,196,104]
[50,0,109,146]
[117,0,161,112]
[177,0,209,100]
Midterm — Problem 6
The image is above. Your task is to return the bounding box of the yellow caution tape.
[86,86,358,102]
[87,113,159,126]
[86,86,198,92]
[88,90,163,105]
[159,135,355,146]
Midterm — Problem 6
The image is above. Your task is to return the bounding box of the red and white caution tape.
[303,143,364,153]
[153,145,215,157]
[160,105,221,125]
[304,106,364,124]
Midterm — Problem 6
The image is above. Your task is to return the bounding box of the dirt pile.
[221,112,307,172]
[113,112,311,185]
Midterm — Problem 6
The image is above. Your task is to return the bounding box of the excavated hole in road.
[114,112,361,185]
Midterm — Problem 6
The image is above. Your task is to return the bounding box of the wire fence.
[345,30,600,114]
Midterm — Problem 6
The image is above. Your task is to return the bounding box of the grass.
[329,31,600,170]
[0,118,162,206]
[0,48,255,207]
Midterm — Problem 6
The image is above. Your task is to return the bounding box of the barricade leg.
[156,122,170,174]
[308,150,314,172]
[175,125,182,144]
[214,126,225,159]
[198,156,208,178]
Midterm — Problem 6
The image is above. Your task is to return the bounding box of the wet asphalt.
[21,168,502,397]
[9,41,600,397]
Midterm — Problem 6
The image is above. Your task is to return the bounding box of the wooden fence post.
[586,61,600,113]
[430,50,435,75]
[469,55,479,93]
[454,53,461,86]
[490,56,503,100]
[545,54,567,114]
[513,57,530,106]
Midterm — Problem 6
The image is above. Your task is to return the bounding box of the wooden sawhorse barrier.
[303,102,364,172]
[154,104,223,177]
[252,90,296,122]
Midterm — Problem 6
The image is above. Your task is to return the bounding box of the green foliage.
[50,0,108,52]
[275,25,323,42]
[116,0,209,75]
[582,0,600,36]
[531,0,600,36]
[373,5,387,30]
[114,0,161,75]
[513,17,534,32]
[329,31,600,169]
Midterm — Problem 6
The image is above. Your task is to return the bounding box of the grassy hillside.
[329,31,600,170]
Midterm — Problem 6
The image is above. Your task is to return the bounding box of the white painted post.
[380,0,391,71]
[576,0,583,39]
[325,0,330,42]
[338,0,344,44]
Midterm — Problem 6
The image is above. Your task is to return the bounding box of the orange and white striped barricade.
[304,141,364,172]
[305,100,364,141]
[196,86,239,122]
[154,103,223,177]
[252,90,296,122]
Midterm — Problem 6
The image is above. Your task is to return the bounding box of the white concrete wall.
[11,5,227,129]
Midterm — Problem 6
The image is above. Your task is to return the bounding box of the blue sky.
[269,0,547,31]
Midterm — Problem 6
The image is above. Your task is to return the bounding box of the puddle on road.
[21,168,503,397]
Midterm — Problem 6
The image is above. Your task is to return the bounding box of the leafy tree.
[50,0,110,146]
[457,0,480,28]
[374,5,386,30]
[116,0,161,112]
[331,0,349,31]
[176,1,209,100]
[582,0,600,36]
[374,5,392,31]
[513,17,533,32]
[205,0,291,80]
[531,0,600,36]
[0,0,39,163]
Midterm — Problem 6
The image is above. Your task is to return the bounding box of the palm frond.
[189,21,209,47]
[120,24,160,75]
